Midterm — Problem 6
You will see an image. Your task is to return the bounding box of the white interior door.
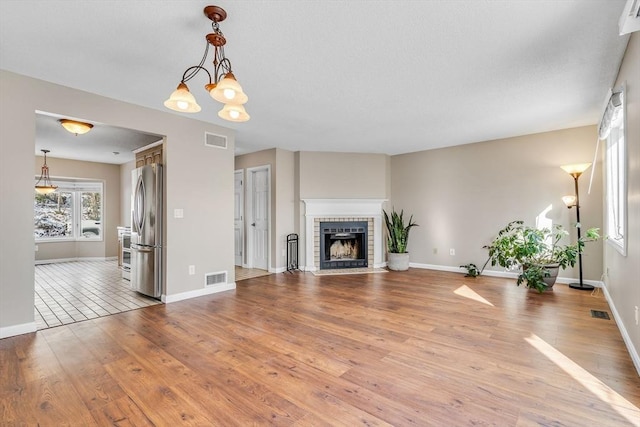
[234,170,244,266]
[249,167,269,270]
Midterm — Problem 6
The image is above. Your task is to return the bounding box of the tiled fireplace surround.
[303,199,386,271]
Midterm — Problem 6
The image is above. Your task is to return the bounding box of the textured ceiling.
[0,0,630,160]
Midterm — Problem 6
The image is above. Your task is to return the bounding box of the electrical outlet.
[174,208,184,218]
[450,248,455,256]
[188,265,195,275]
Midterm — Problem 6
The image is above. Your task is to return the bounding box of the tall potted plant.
[383,208,419,271]
[484,220,599,292]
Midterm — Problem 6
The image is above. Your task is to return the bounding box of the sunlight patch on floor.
[453,285,494,306]
[525,333,640,424]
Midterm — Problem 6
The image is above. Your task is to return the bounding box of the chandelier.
[164,5,249,122]
[35,149,57,194]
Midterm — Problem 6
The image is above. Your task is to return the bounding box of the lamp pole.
[561,163,595,291]
[568,173,593,290]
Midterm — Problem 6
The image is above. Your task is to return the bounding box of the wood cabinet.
[135,145,163,167]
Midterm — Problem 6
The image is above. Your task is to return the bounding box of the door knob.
[251,223,256,226]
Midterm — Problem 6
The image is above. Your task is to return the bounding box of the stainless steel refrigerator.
[131,164,163,298]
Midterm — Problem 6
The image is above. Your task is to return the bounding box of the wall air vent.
[619,0,640,35]
[205,271,227,287]
[204,132,228,149]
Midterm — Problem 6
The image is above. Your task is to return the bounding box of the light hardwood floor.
[1,269,639,426]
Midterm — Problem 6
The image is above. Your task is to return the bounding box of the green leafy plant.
[480,220,599,292]
[383,208,419,254]
[460,263,480,277]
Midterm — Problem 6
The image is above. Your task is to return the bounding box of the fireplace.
[320,221,368,269]
[303,199,386,271]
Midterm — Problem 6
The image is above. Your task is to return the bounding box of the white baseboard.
[600,284,640,376]
[410,263,469,274]
[0,321,37,339]
[269,266,287,274]
[162,282,236,303]
[410,263,602,287]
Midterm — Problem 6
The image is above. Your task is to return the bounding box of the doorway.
[234,170,244,266]
[33,112,163,330]
[246,165,270,271]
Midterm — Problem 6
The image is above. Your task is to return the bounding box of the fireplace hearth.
[320,221,368,269]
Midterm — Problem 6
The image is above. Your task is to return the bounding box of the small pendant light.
[35,149,58,194]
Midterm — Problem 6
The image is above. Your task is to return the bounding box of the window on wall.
[34,181,103,241]
[600,87,626,255]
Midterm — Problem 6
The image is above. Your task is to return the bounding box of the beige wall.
[0,70,235,336]
[604,31,640,365]
[120,160,136,226]
[34,156,120,261]
[234,148,296,271]
[275,149,296,270]
[298,152,389,199]
[297,152,391,268]
[390,125,603,282]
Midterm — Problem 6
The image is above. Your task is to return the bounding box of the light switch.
[174,208,184,218]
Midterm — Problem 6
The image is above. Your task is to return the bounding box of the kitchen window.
[34,181,103,241]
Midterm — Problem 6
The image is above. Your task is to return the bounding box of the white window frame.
[603,87,627,256]
[34,180,104,243]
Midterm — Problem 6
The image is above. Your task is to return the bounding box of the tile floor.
[234,266,271,281]
[34,260,160,330]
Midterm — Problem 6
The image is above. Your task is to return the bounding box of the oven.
[118,228,131,281]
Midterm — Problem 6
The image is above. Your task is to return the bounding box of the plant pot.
[540,263,560,288]
[388,253,410,271]
[522,263,560,291]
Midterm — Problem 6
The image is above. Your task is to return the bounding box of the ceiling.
[0,1,631,161]
[35,113,162,164]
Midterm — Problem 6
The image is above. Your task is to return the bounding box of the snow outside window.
[34,181,103,241]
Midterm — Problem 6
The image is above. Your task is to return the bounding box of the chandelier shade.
[165,5,250,122]
[164,83,202,113]
[218,103,250,122]
[59,119,93,135]
[35,149,58,194]
[209,72,248,104]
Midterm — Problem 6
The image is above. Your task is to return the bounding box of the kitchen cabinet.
[135,145,163,167]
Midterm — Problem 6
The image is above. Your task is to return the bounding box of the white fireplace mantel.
[302,199,387,271]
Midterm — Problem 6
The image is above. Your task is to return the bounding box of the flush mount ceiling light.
[164,5,250,122]
[59,119,93,135]
[35,149,58,194]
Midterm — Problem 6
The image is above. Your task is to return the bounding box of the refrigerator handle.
[133,174,146,233]
[131,243,153,253]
